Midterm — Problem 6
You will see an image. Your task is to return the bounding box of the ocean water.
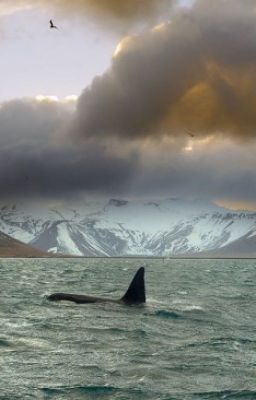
[0,258,256,400]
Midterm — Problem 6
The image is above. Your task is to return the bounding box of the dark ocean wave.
[40,385,147,399]
[153,309,182,319]
[183,336,256,349]
[0,338,11,347]
[190,390,256,399]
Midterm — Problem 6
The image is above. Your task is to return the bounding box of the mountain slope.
[193,232,256,258]
[0,230,46,257]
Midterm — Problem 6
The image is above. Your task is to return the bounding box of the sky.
[1,0,256,210]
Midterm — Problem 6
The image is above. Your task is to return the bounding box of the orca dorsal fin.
[121,267,145,305]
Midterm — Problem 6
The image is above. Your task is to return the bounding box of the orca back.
[121,267,145,305]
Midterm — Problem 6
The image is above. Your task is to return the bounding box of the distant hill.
[0,230,47,257]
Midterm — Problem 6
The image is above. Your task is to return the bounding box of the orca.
[47,267,145,305]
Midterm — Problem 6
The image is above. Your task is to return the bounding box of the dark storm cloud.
[130,139,256,203]
[48,0,176,30]
[1,0,176,31]
[0,99,137,199]
[74,0,256,141]
[1,98,256,204]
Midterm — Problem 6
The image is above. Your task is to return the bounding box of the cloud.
[1,97,256,205]
[73,0,256,142]
[129,137,256,204]
[51,0,175,28]
[0,2,30,17]
[0,0,176,31]
[2,0,256,205]
[0,98,137,199]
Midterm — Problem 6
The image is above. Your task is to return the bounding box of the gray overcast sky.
[0,7,116,102]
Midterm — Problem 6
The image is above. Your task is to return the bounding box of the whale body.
[47,267,145,305]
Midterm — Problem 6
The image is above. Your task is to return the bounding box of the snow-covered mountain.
[0,198,256,256]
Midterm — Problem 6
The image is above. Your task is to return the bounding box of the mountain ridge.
[0,198,255,257]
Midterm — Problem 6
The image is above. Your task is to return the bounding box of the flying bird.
[49,19,58,30]
[186,129,195,138]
